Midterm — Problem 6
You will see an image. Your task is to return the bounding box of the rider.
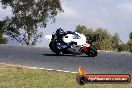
[55,28,77,49]
[56,28,66,41]
[55,28,68,49]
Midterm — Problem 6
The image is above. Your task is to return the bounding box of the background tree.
[128,32,132,53]
[0,21,7,44]
[127,40,132,53]
[111,33,120,50]
[117,43,126,52]
[93,28,111,50]
[1,0,63,45]
[129,32,132,40]
[100,39,112,50]
[76,25,88,34]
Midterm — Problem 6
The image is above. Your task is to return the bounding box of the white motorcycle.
[45,29,98,57]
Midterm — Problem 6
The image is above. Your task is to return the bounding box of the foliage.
[117,44,127,52]
[129,32,132,40]
[76,25,88,34]
[127,40,132,53]
[94,28,111,50]
[0,36,6,44]
[100,39,112,50]
[111,33,120,50]
[1,0,63,45]
[0,21,7,44]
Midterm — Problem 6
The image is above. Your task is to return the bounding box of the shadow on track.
[42,54,76,56]
[42,54,91,57]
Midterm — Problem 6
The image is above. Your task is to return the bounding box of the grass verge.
[0,64,131,88]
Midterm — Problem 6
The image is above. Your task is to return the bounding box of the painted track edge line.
[0,63,78,74]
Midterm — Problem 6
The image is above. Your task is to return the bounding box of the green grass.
[0,64,131,88]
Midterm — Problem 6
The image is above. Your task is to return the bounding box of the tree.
[93,28,111,50]
[127,32,132,53]
[95,28,111,40]
[117,44,126,52]
[129,32,132,40]
[76,25,88,34]
[127,40,132,53]
[100,39,112,50]
[85,29,93,36]
[1,0,63,45]
[0,21,7,44]
[111,33,120,50]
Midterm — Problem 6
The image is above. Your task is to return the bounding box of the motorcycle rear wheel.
[49,41,64,55]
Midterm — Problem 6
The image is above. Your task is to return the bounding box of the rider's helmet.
[56,28,64,35]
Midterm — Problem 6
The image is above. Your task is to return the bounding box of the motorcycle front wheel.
[84,46,98,57]
[87,49,97,57]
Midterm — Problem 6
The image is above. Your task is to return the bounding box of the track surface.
[0,45,132,74]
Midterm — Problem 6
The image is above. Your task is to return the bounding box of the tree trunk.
[27,28,31,45]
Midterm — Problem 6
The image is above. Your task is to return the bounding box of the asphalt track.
[0,45,132,75]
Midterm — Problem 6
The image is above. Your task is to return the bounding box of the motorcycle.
[45,29,98,57]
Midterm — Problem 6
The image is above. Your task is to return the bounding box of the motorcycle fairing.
[66,45,83,55]
[63,32,86,45]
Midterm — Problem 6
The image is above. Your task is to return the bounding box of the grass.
[0,64,131,88]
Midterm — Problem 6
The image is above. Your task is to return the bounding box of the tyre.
[87,49,97,57]
[84,46,97,57]
[56,50,63,55]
